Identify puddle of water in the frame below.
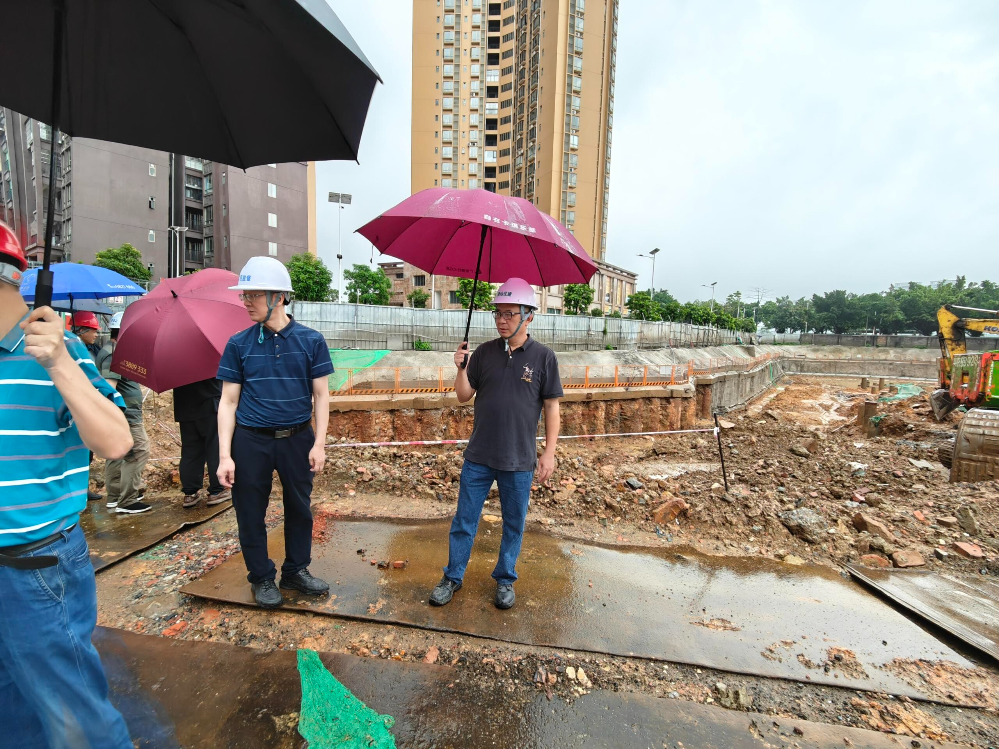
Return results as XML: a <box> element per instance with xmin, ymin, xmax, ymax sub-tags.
<box><xmin>98</xmin><ymin>627</ymin><xmax>960</xmax><ymax>749</ymax></box>
<box><xmin>183</xmin><ymin>519</ymin><xmax>977</xmax><ymax>704</ymax></box>
<box><xmin>80</xmin><ymin>498</ymin><xmax>232</xmax><ymax>572</ymax></box>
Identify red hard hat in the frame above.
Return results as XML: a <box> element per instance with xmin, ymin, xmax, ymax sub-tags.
<box><xmin>0</xmin><ymin>221</ymin><xmax>28</xmax><ymax>273</ymax></box>
<box><xmin>69</xmin><ymin>311</ymin><xmax>100</xmax><ymax>330</ymax></box>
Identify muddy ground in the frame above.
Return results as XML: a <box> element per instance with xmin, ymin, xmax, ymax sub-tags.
<box><xmin>93</xmin><ymin>377</ymin><xmax>999</xmax><ymax>747</ymax></box>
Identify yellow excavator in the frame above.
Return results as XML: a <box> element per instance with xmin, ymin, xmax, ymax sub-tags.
<box><xmin>931</xmin><ymin>305</ymin><xmax>999</xmax><ymax>481</ymax></box>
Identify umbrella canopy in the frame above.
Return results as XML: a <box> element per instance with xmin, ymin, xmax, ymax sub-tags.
<box><xmin>356</xmin><ymin>188</ymin><xmax>598</xmax><ymax>288</ymax></box>
<box><xmin>2</xmin><ymin>0</ymin><xmax>380</xmax><ymax>308</ymax></box>
<box><xmin>109</xmin><ymin>269</ymin><xmax>250</xmax><ymax>393</ymax></box>
<box><xmin>20</xmin><ymin>263</ymin><xmax>147</xmax><ymax>301</ymax></box>
<box><xmin>51</xmin><ymin>298</ymin><xmax>114</xmax><ymax>315</ymax></box>
<box><xmin>2</xmin><ymin>0</ymin><xmax>381</xmax><ymax>168</ymax></box>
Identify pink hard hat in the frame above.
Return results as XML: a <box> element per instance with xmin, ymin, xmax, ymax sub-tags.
<box><xmin>491</xmin><ymin>277</ymin><xmax>537</xmax><ymax>309</ymax></box>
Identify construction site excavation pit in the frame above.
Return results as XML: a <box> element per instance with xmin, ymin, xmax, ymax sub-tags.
<box><xmin>91</xmin><ymin>376</ymin><xmax>999</xmax><ymax>747</ymax></box>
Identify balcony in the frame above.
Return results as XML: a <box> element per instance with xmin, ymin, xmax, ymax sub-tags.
<box><xmin>185</xmin><ymin>242</ymin><xmax>204</xmax><ymax>264</ymax></box>
<box><xmin>185</xmin><ymin>156</ymin><xmax>203</xmax><ymax>171</ymax></box>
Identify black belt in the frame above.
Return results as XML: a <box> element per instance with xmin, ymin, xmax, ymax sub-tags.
<box><xmin>0</xmin><ymin>524</ymin><xmax>76</xmax><ymax>570</ymax></box>
<box><xmin>237</xmin><ymin>421</ymin><xmax>312</xmax><ymax>439</ymax></box>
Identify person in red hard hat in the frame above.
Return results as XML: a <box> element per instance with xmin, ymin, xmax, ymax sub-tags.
<box><xmin>69</xmin><ymin>310</ymin><xmax>106</xmax><ymax>502</ymax></box>
<box><xmin>0</xmin><ymin>221</ymin><xmax>134</xmax><ymax>748</ymax></box>
<box><xmin>430</xmin><ymin>277</ymin><xmax>563</xmax><ymax>611</ymax></box>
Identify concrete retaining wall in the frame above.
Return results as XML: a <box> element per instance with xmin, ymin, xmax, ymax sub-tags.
<box><xmin>781</xmin><ymin>357</ymin><xmax>937</xmax><ymax>380</ymax></box>
<box><xmin>323</xmin><ymin>346</ymin><xmax>938</xmax><ymax>443</ymax></box>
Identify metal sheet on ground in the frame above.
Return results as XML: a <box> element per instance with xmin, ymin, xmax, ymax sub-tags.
<box><xmin>847</xmin><ymin>565</ymin><xmax>999</xmax><ymax>662</ymax></box>
<box><xmin>81</xmin><ymin>499</ymin><xmax>232</xmax><ymax>572</ymax></box>
<box><xmin>94</xmin><ymin>627</ymin><xmax>966</xmax><ymax>749</ymax></box>
<box><xmin>181</xmin><ymin>519</ymin><xmax>975</xmax><ymax>703</ymax></box>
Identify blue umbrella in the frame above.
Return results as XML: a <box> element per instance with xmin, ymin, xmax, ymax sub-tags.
<box><xmin>20</xmin><ymin>263</ymin><xmax>146</xmax><ymax>301</ymax></box>
<box><xmin>50</xmin><ymin>298</ymin><xmax>115</xmax><ymax>315</ymax></box>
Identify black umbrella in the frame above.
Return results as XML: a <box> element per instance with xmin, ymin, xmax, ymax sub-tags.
<box><xmin>1</xmin><ymin>0</ymin><xmax>381</xmax><ymax>307</ymax></box>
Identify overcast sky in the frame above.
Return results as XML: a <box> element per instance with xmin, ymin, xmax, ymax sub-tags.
<box><xmin>318</xmin><ymin>0</ymin><xmax>999</xmax><ymax>304</ymax></box>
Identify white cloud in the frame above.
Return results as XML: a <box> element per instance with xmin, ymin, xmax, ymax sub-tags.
<box><xmin>320</xmin><ymin>1</ymin><xmax>999</xmax><ymax>304</ymax></box>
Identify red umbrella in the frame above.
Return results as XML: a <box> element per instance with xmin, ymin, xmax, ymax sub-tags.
<box><xmin>357</xmin><ymin>188</ymin><xmax>598</xmax><ymax>362</ymax></box>
<box><xmin>110</xmin><ymin>269</ymin><xmax>250</xmax><ymax>392</ymax></box>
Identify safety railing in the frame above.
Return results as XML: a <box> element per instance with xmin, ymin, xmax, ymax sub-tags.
<box><xmin>331</xmin><ymin>353</ymin><xmax>786</xmax><ymax>396</ymax></box>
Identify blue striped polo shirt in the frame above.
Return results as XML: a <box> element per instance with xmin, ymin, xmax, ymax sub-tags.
<box><xmin>217</xmin><ymin>317</ymin><xmax>333</xmax><ymax>428</ymax></box>
<box><xmin>0</xmin><ymin>314</ymin><xmax>126</xmax><ymax>547</ymax></box>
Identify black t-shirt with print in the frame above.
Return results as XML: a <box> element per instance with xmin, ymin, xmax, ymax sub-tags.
<box><xmin>463</xmin><ymin>336</ymin><xmax>563</xmax><ymax>472</ymax></box>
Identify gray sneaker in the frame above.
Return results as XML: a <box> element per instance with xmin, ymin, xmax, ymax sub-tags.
<box><xmin>429</xmin><ymin>576</ymin><xmax>462</xmax><ymax>606</ymax></box>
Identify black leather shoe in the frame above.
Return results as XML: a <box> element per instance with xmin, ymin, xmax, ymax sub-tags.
<box><xmin>252</xmin><ymin>580</ymin><xmax>283</xmax><ymax>608</ymax></box>
<box><xmin>429</xmin><ymin>576</ymin><xmax>462</xmax><ymax>606</ymax></box>
<box><xmin>87</xmin><ymin>491</ymin><xmax>103</xmax><ymax>501</ymax></box>
<box><xmin>495</xmin><ymin>583</ymin><xmax>515</xmax><ymax>610</ymax></box>
<box><xmin>279</xmin><ymin>568</ymin><xmax>330</xmax><ymax>596</ymax></box>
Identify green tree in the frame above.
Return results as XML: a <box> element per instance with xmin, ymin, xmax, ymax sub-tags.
<box><xmin>286</xmin><ymin>253</ymin><xmax>334</xmax><ymax>302</ymax></box>
<box><xmin>407</xmin><ymin>288</ymin><xmax>430</xmax><ymax>308</ymax></box>
<box><xmin>93</xmin><ymin>243</ymin><xmax>151</xmax><ymax>283</ymax></box>
<box><xmin>456</xmin><ymin>278</ymin><xmax>497</xmax><ymax>309</ymax></box>
<box><xmin>589</xmin><ymin>306</ymin><xmax>604</xmax><ymax>316</ymax></box>
<box><xmin>344</xmin><ymin>264</ymin><xmax>392</xmax><ymax>305</ymax></box>
<box><xmin>625</xmin><ymin>291</ymin><xmax>661</xmax><ymax>320</ymax></box>
<box><xmin>563</xmin><ymin>283</ymin><xmax>594</xmax><ymax>315</ymax></box>
<box><xmin>608</xmin><ymin>310</ymin><xmax>622</xmax><ymax>318</ymax></box>
<box><xmin>811</xmin><ymin>290</ymin><xmax>861</xmax><ymax>334</ymax></box>
<box><xmin>679</xmin><ymin>302</ymin><xmax>712</xmax><ymax>325</ymax></box>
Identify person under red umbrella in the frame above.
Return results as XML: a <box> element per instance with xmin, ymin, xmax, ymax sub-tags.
<box><xmin>430</xmin><ymin>279</ymin><xmax>563</xmax><ymax>611</ymax></box>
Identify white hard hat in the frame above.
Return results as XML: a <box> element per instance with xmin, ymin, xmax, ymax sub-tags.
<box><xmin>492</xmin><ymin>277</ymin><xmax>538</xmax><ymax>309</ymax></box>
<box><xmin>109</xmin><ymin>311</ymin><xmax>125</xmax><ymax>329</ymax></box>
<box><xmin>230</xmin><ymin>256</ymin><xmax>293</xmax><ymax>292</ymax></box>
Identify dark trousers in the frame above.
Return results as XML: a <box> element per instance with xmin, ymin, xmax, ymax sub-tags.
<box><xmin>179</xmin><ymin>416</ymin><xmax>223</xmax><ymax>495</ymax></box>
<box><xmin>231</xmin><ymin>425</ymin><xmax>316</xmax><ymax>584</ymax></box>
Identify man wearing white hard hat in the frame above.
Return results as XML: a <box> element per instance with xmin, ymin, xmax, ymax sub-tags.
<box><xmin>430</xmin><ymin>277</ymin><xmax>563</xmax><ymax>611</ymax></box>
<box><xmin>96</xmin><ymin>311</ymin><xmax>152</xmax><ymax>514</ymax></box>
<box><xmin>216</xmin><ymin>256</ymin><xmax>333</xmax><ymax>609</ymax></box>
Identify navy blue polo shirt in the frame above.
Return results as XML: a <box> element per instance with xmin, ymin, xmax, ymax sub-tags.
<box><xmin>217</xmin><ymin>317</ymin><xmax>333</xmax><ymax>428</ymax></box>
<box><xmin>464</xmin><ymin>336</ymin><xmax>563</xmax><ymax>472</ymax></box>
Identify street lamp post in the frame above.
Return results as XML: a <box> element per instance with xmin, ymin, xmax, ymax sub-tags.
<box><xmin>636</xmin><ymin>247</ymin><xmax>660</xmax><ymax>295</ymax></box>
<box><xmin>328</xmin><ymin>191</ymin><xmax>352</xmax><ymax>302</ymax></box>
<box><xmin>336</xmin><ymin>253</ymin><xmax>343</xmax><ymax>303</ymax></box>
<box><xmin>701</xmin><ymin>281</ymin><xmax>717</xmax><ymax>313</ymax></box>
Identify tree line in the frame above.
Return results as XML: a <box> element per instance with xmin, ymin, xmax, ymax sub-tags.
<box><xmin>95</xmin><ymin>248</ymin><xmax>993</xmax><ymax>337</ymax></box>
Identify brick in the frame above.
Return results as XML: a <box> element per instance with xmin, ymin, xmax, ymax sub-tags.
<box><xmin>912</xmin><ymin>510</ymin><xmax>929</xmax><ymax>524</ymax></box>
<box><xmin>937</xmin><ymin>517</ymin><xmax>958</xmax><ymax>528</ymax></box>
<box><xmin>392</xmin><ymin>560</ymin><xmax>408</xmax><ymax>569</ymax></box>
<box><xmin>859</xmin><ymin>554</ymin><xmax>891</xmax><ymax>569</ymax></box>
<box><xmin>953</xmin><ymin>542</ymin><xmax>984</xmax><ymax>559</ymax></box>
<box><xmin>890</xmin><ymin>550</ymin><xmax>925</xmax><ymax>568</ymax></box>
<box><xmin>652</xmin><ymin>498</ymin><xmax>689</xmax><ymax>525</ymax></box>
<box><xmin>852</xmin><ymin>513</ymin><xmax>896</xmax><ymax>542</ymax></box>
<box><xmin>162</xmin><ymin>620</ymin><xmax>188</xmax><ymax>637</ymax></box>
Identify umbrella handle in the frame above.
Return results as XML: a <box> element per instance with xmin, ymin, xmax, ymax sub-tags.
<box><xmin>459</xmin><ymin>225</ymin><xmax>488</xmax><ymax>370</ymax></box>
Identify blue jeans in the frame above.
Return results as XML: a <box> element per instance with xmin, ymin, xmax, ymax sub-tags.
<box><xmin>0</xmin><ymin>524</ymin><xmax>132</xmax><ymax>749</ymax></box>
<box><xmin>443</xmin><ymin>460</ymin><xmax>534</xmax><ymax>586</ymax></box>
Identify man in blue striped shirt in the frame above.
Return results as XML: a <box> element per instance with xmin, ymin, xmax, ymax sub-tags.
<box><xmin>0</xmin><ymin>223</ymin><xmax>134</xmax><ymax>748</ymax></box>
<box><xmin>217</xmin><ymin>257</ymin><xmax>333</xmax><ymax>609</ymax></box>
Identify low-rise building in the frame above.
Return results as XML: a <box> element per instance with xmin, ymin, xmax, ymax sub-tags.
<box><xmin>377</xmin><ymin>254</ymin><xmax>635</xmax><ymax>317</ymax></box>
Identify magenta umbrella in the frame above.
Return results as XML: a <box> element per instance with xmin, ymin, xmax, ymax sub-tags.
<box><xmin>110</xmin><ymin>269</ymin><xmax>250</xmax><ymax>393</ymax></box>
<box><xmin>357</xmin><ymin>188</ymin><xmax>598</xmax><ymax>363</ymax></box>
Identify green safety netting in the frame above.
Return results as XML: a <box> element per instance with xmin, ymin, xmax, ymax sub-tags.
<box><xmin>328</xmin><ymin>349</ymin><xmax>391</xmax><ymax>391</ymax></box>
<box><xmin>878</xmin><ymin>383</ymin><xmax>923</xmax><ymax>402</ymax></box>
<box><xmin>297</xmin><ymin>649</ymin><xmax>397</xmax><ymax>749</ymax></box>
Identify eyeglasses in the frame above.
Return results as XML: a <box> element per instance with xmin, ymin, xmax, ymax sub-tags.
<box><xmin>492</xmin><ymin>310</ymin><xmax>522</xmax><ymax>321</ymax></box>
<box><xmin>239</xmin><ymin>292</ymin><xmax>267</xmax><ymax>302</ymax></box>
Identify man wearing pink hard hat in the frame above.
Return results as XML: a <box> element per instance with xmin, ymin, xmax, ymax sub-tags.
<box><xmin>430</xmin><ymin>278</ymin><xmax>563</xmax><ymax>610</ymax></box>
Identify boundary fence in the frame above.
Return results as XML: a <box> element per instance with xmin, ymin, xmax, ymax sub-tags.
<box><xmin>333</xmin><ymin>353</ymin><xmax>786</xmax><ymax>396</ymax></box>
<box><xmin>293</xmin><ymin>302</ymin><xmax>741</xmax><ymax>352</ymax></box>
